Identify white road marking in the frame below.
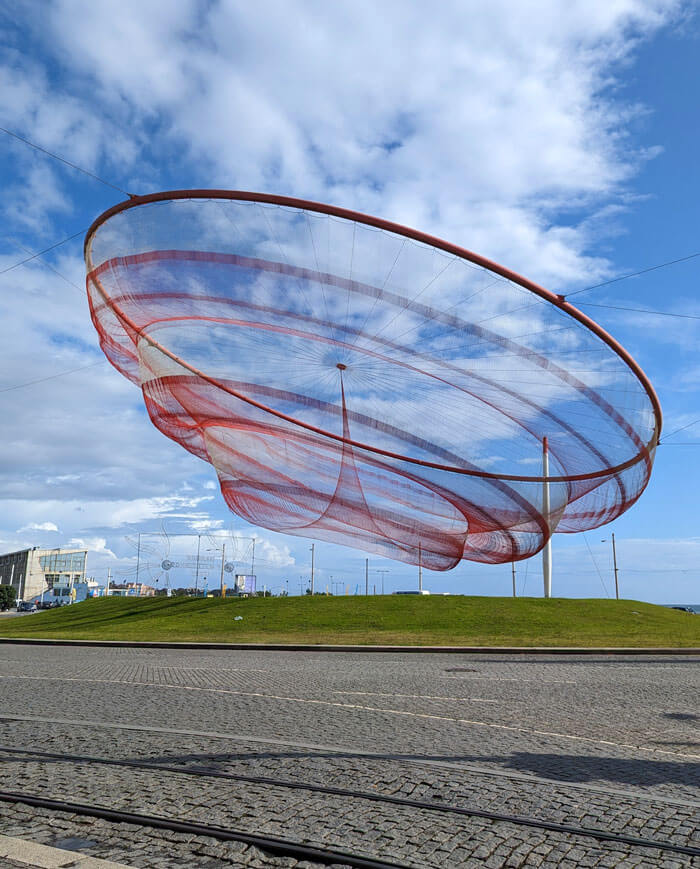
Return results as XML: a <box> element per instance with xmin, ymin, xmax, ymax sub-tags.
<box><xmin>1</xmin><ymin>673</ymin><xmax>698</xmax><ymax>760</ymax></box>
<box><xmin>440</xmin><ymin>676</ymin><xmax>577</xmax><ymax>684</ymax></box>
<box><xmin>335</xmin><ymin>690</ymin><xmax>497</xmax><ymax>703</ymax></box>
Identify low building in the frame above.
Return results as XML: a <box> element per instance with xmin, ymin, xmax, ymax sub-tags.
<box><xmin>0</xmin><ymin>547</ymin><xmax>87</xmax><ymax>603</ymax></box>
<box><xmin>108</xmin><ymin>582</ymin><xmax>156</xmax><ymax>597</ymax></box>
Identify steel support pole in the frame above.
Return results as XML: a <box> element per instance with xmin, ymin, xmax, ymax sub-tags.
<box><xmin>136</xmin><ymin>533</ymin><xmax>140</xmax><ymax>584</ymax></box>
<box><xmin>511</xmin><ymin>562</ymin><xmax>516</xmax><ymax>598</ymax></box>
<box><xmin>219</xmin><ymin>543</ymin><xmax>226</xmax><ymax>597</ymax></box>
<box><xmin>365</xmin><ymin>559</ymin><xmax>369</xmax><ymax>596</ymax></box>
<box><xmin>612</xmin><ymin>532</ymin><xmax>619</xmax><ymax>600</ymax></box>
<box><xmin>194</xmin><ymin>534</ymin><xmax>201</xmax><ymax>594</ymax></box>
<box><xmin>542</xmin><ymin>437</ymin><xmax>552</xmax><ymax>599</ymax></box>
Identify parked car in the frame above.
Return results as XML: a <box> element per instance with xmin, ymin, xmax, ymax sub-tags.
<box><xmin>17</xmin><ymin>601</ymin><xmax>37</xmax><ymax>612</ymax></box>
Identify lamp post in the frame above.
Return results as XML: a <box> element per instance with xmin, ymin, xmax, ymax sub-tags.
<box><xmin>310</xmin><ymin>544</ymin><xmax>315</xmax><ymax>595</ymax></box>
<box><xmin>206</xmin><ymin>544</ymin><xmax>226</xmax><ymax>597</ymax></box>
<box><xmin>194</xmin><ymin>534</ymin><xmax>201</xmax><ymax>595</ymax></box>
<box><xmin>374</xmin><ymin>569</ymin><xmax>389</xmax><ymax>595</ymax></box>
<box><xmin>601</xmin><ymin>534</ymin><xmax>619</xmax><ymax>600</ymax></box>
<box><xmin>219</xmin><ymin>542</ymin><xmax>226</xmax><ymax>597</ymax></box>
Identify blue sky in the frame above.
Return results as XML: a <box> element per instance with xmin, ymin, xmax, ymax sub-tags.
<box><xmin>1</xmin><ymin>0</ymin><xmax>699</xmax><ymax>602</ymax></box>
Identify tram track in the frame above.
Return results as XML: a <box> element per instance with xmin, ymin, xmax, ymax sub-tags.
<box><xmin>0</xmin><ymin>789</ymin><xmax>410</xmax><ymax>869</ymax></box>
<box><xmin>2</xmin><ymin>744</ymin><xmax>699</xmax><ymax>859</ymax></box>
<box><xmin>2</xmin><ymin>651</ymin><xmax>698</xmax><ymax>867</ymax></box>
<box><xmin>1</xmin><ymin>712</ymin><xmax>697</xmax><ymax>810</ymax></box>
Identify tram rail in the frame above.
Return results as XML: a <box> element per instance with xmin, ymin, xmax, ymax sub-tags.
<box><xmin>1</xmin><ymin>745</ymin><xmax>698</xmax><ymax>860</ymax></box>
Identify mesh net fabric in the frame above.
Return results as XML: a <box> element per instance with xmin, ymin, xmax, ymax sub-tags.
<box><xmin>85</xmin><ymin>195</ymin><xmax>659</xmax><ymax>570</ymax></box>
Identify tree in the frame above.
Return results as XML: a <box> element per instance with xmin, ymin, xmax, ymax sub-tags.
<box><xmin>0</xmin><ymin>585</ymin><xmax>17</xmax><ymax>611</ymax></box>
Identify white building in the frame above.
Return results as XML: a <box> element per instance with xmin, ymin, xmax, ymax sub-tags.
<box><xmin>0</xmin><ymin>547</ymin><xmax>88</xmax><ymax>603</ymax></box>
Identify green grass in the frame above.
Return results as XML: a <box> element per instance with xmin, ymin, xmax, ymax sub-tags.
<box><xmin>1</xmin><ymin>595</ymin><xmax>698</xmax><ymax>646</ymax></box>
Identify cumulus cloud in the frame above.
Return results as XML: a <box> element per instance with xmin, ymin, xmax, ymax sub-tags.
<box><xmin>67</xmin><ymin>536</ymin><xmax>117</xmax><ymax>558</ymax></box>
<box><xmin>251</xmin><ymin>535</ymin><xmax>295</xmax><ymax>569</ymax></box>
<box><xmin>0</xmin><ymin>0</ymin><xmax>686</xmax><ymax>587</ymax></box>
<box><xmin>189</xmin><ymin>519</ymin><xmax>224</xmax><ymax>531</ymax></box>
<box><xmin>17</xmin><ymin>521</ymin><xmax>59</xmax><ymax>533</ymax></box>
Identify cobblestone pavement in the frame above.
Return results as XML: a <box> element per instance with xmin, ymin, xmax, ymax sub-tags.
<box><xmin>0</xmin><ymin>645</ymin><xmax>697</xmax><ymax>867</ymax></box>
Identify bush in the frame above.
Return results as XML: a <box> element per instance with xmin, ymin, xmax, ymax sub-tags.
<box><xmin>0</xmin><ymin>585</ymin><xmax>17</xmax><ymax>611</ymax></box>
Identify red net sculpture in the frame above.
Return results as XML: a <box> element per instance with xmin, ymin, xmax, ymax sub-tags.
<box><xmin>85</xmin><ymin>192</ymin><xmax>661</xmax><ymax>570</ymax></box>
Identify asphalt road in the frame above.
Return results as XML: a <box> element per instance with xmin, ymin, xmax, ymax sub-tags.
<box><xmin>0</xmin><ymin>644</ymin><xmax>698</xmax><ymax>867</ymax></box>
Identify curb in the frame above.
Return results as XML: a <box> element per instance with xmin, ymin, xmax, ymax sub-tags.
<box><xmin>0</xmin><ymin>833</ymin><xmax>133</xmax><ymax>868</ymax></box>
<box><xmin>0</xmin><ymin>637</ymin><xmax>698</xmax><ymax>654</ymax></box>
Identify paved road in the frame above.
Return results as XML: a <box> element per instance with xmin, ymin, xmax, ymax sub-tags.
<box><xmin>0</xmin><ymin>645</ymin><xmax>698</xmax><ymax>867</ymax></box>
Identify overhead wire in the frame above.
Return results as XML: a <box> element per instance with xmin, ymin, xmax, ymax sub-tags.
<box><xmin>0</xmin><ymin>125</ymin><xmax>134</xmax><ymax>198</ymax></box>
<box><xmin>0</xmin><ymin>125</ymin><xmax>131</xmax><ymax>378</ymax></box>
<box><xmin>0</xmin><ymin>230</ymin><xmax>86</xmax><ymax>276</ymax></box>
<box><xmin>660</xmin><ymin>442</ymin><xmax>700</xmax><ymax>446</ymax></box>
<box><xmin>564</xmin><ymin>250</ymin><xmax>700</xmax><ymax>298</ymax></box>
<box><xmin>659</xmin><ymin>417</ymin><xmax>700</xmax><ymax>444</ymax></box>
<box><xmin>0</xmin><ymin>240</ymin><xmax>105</xmax><ymax>395</ymax></box>
<box><xmin>0</xmin><ymin>360</ymin><xmax>106</xmax><ymax>394</ymax></box>
<box><xmin>582</xmin><ymin>531</ymin><xmax>610</xmax><ymax>598</ymax></box>
<box><xmin>5</xmin><ymin>128</ymin><xmax>700</xmax><ymax>455</ymax></box>
<box><xmin>577</xmin><ymin>302</ymin><xmax>700</xmax><ymax>321</ymax></box>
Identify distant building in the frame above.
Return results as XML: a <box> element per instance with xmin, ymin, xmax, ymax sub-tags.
<box><xmin>0</xmin><ymin>547</ymin><xmax>87</xmax><ymax>603</ymax></box>
<box><xmin>108</xmin><ymin>582</ymin><xmax>156</xmax><ymax>597</ymax></box>
<box><xmin>46</xmin><ymin>576</ymin><xmax>103</xmax><ymax>604</ymax></box>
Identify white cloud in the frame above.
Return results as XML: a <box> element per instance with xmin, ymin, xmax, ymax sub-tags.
<box><xmin>189</xmin><ymin>519</ymin><xmax>224</xmax><ymax>531</ymax></box>
<box><xmin>67</xmin><ymin>536</ymin><xmax>117</xmax><ymax>559</ymax></box>
<box><xmin>0</xmin><ymin>0</ymin><xmax>686</xmax><ymax>592</ymax></box>
<box><xmin>17</xmin><ymin>521</ymin><xmax>59</xmax><ymax>533</ymax></box>
<box><xmin>251</xmin><ymin>536</ymin><xmax>295</xmax><ymax>569</ymax></box>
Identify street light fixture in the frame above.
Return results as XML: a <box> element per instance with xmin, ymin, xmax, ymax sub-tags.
<box><xmin>373</xmin><ymin>569</ymin><xmax>390</xmax><ymax>595</ymax></box>
<box><xmin>601</xmin><ymin>533</ymin><xmax>619</xmax><ymax>600</ymax></box>
<box><xmin>206</xmin><ymin>544</ymin><xmax>226</xmax><ymax>597</ymax></box>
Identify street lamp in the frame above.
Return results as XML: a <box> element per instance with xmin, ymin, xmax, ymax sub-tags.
<box><xmin>373</xmin><ymin>569</ymin><xmax>390</xmax><ymax>595</ymax></box>
<box><xmin>601</xmin><ymin>533</ymin><xmax>619</xmax><ymax>600</ymax></box>
<box><xmin>206</xmin><ymin>544</ymin><xmax>226</xmax><ymax>597</ymax></box>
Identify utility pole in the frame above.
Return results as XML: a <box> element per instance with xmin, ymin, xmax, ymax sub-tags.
<box><xmin>251</xmin><ymin>538</ymin><xmax>255</xmax><ymax>576</ymax></box>
<box><xmin>375</xmin><ymin>569</ymin><xmax>389</xmax><ymax>595</ymax></box>
<box><xmin>418</xmin><ymin>543</ymin><xmax>423</xmax><ymax>592</ymax></box>
<box><xmin>511</xmin><ymin>561</ymin><xmax>516</xmax><ymax>598</ymax></box>
<box><xmin>219</xmin><ymin>542</ymin><xmax>226</xmax><ymax>597</ymax></box>
<box><xmin>310</xmin><ymin>544</ymin><xmax>315</xmax><ymax>595</ymax></box>
<box><xmin>194</xmin><ymin>534</ymin><xmax>201</xmax><ymax>594</ymax></box>
<box><xmin>365</xmin><ymin>558</ymin><xmax>369</xmax><ymax>596</ymax></box>
<box><xmin>542</xmin><ymin>436</ymin><xmax>552</xmax><ymax>599</ymax></box>
<box><xmin>136</xmin><ymin>533</ymin><xmax>141</xmax><ymax>584</ymax></box>
<box><xmin>612</xmin><ymin>533</ymin><xmax>619</xmax><ymax>600</ymax></box>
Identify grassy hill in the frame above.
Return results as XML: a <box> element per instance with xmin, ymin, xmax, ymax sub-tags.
<box><xmin>1</xmin><ymin>595</ymin><xmax>698</xmax><ymax>647</ymax></box>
